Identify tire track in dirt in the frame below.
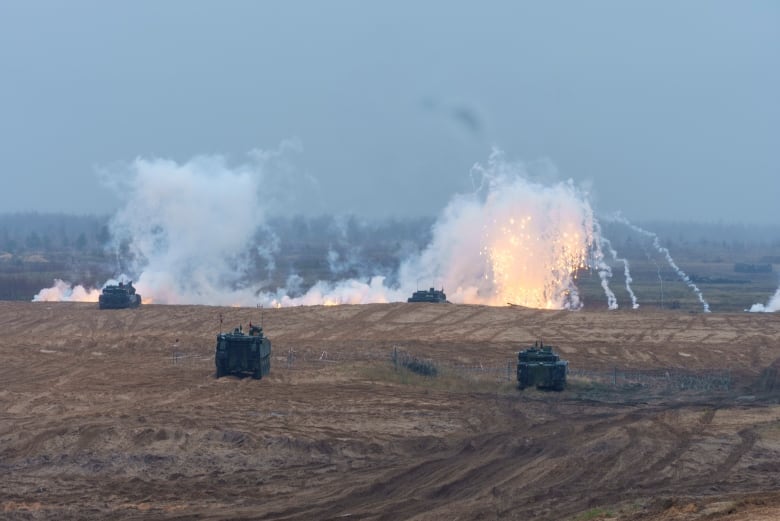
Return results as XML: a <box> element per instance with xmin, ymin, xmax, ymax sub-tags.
<box><xmin>258</xmin><ymin>431</ymin><xmax>520</xmax><ymax>521</ymax></box>
<box><xmin>429</xmin><ymin>307</ymin><xmax>489</xmax><ymax>326</ymax></box>
<box><xmin>712</xmin><ymin>427</ymin><xmax>758</xmax><ymax>479</ymax></box>
<box><xmin>724</xmin><ymin>315</ymin><xmax>747</xmax><ymax>337</ymax></box>
<box><xmin>4</xmin><ymin>302</ymin><xmax>780</xmax><ymax>520</ymax></box>
<box><xmin>261</xmin><ymin>404</ymin><xmax>651</xmax><ymax>521</ymax></box>
<box><xmin>631</xmin><ymin>408</ymin><xmax>716</xmax><ymax>482</ymax></box>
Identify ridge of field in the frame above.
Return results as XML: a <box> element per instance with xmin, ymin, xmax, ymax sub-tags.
<box><xmin>2</xmin><ymin>301</ymin><xmax>780</xmax><ymax>520</ymax></box>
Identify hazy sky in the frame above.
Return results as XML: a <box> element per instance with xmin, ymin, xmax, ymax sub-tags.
<box><xmin>1</xmin><ymin>1</ymin><xmax>778</xmax><ymax>223</ymax></box>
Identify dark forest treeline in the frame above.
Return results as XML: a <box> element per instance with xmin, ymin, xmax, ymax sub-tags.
<box><xmin>0</xmin><ymin>212</ymin><xmax>111</xmax><ymax>254</ymax></box>
<box><xmin>1</xmin><ymin>212</ymin><xmax>778</xmax><ymax>304</ymax></box>
<box><xmin>0</xmin><ymin>213</ymin><xmax>438</xmax><ymax>300</ymax></box>
<box><xmin>0</xmin><ymin>213</ymin><xmax>436</xmax><ymax>255</ymax></box>
<box><xmin>2</xmin><ymin>212</ymin><xmax>779</xmax><ymax>256</ymax></box>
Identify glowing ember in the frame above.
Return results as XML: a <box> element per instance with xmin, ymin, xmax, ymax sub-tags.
<box><xmin>482</xmin><ymin>215</ymin><xmax>591</xmax><ymax>308</ymax></box>
<box><xmin>32</xmin><ymin>149</ymin><xmax>612</xmax><ymax>311</ymax></box>
<box><xmin>467</xmin><ymin>172</ymin><xmax>595</xmax><ymax>309</ymax></box>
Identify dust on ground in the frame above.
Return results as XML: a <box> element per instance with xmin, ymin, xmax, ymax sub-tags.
<box><xmin>1</xmin><ymin>301</ymin><xmax>780</xmax><ymax>520</ymax></box>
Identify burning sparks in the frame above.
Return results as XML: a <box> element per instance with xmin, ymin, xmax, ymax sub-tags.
<box><xmin>423</xmin><ymin>152</ymin><xmax>601</xmax><ymax>310</ymax></box>
<box><xmin>32</xmin><ymin>148</ymin><xmax>635</xmax><ymax>311</ymax></box>
<box><xmin>481</xmin><ymin>216</ymin><xmax>590</xmax><ymax>308</ymax></box>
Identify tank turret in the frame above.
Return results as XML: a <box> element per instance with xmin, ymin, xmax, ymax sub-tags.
<box><xmin>98</xmin><ymin>281</ymin><xmax>141</xmax><ymax>309</ymax></box>
<box><xmin>517</xmin><ymin>341</ymin><xmax>568</xmax><ymax>391</ymax></box>
<box><xmin>407</xmin><ymin>287</ymin><xmax>449</xmax><ymax>303</ymax></box>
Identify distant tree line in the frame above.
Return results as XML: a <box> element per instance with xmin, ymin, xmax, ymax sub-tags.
<box><xmin>600</xmin><ymin>220</ymin><xmax>780</xmax><ymax>261</ymax></box>
<box><xmin>0</xmin><ymin>212</ymin><xmax>110</xmax><ymax>254</ymax></box>
<box><xmin>1</xmin><ymin>212</ymin><xmax>778</xmax><ymax>301</ymax></box>
<box><xmin>0</xmin><ymin>212</ymin><xmax>434</xmax><ymax>255</ymax></box>
<box><xmin>1</xmin><ymin>212</ymin><xmax>778</xmax><ymax>261</ymax></box>
<box><xmin>734</xmin><ymin>263</ymin><xmax>773</xmax><ymax>274</ymax></box>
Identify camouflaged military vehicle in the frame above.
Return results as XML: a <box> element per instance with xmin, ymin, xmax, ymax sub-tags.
<box><xmin>407</xmin><ymin>287</ymin><xmax>449</xmax><ymax>303</ymax></box>
<box><xmin>517</xmin><ymin>341</ymin><xmax>567</xmax><ymax>391</ymax></box>
<box><xmin>98</xmin><ymin>281</ymin><xmax>141</xmax><ymax>309</ymax></box>
<box><xmin>215</xmin><ymin>324</ymin><xmax>271</xmax><ymax>379</ymax></box>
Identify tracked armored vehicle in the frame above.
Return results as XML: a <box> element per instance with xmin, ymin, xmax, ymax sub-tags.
<box><xmin>98</xmin><ymin>281</ymin><xmax>141</xmax><ymax>309</ymax></box>
<box><xmin>407</xmin><ymin>287</ymin><xmax>449</xmax><ymax>303</ymax></box>
<box><xmin>517</xmin><ymin>341</ymin><xmax>567</xmax><ymax>391</ymax></box>
<box><xmin>215</xmin><ymin>324</ymin><xmax>271</xmax><ymax>379</ymax></box>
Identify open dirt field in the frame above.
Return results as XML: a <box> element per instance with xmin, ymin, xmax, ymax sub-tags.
<box><xmin>2</xmin><ymin>301</ymin><xmax>780</xmax><ymax>520</ymax></box>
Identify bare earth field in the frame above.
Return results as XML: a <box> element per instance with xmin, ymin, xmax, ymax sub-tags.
<box><xmin>2</xmin><ymin>301</ymin><xmax>780</xmax><ymax>520</ymax></box>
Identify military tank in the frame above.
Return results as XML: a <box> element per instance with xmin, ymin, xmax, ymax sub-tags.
<box><xmin>407</xmin><ymin>287</ymin><xmax>449</xmax><ymax>303</ymax></box>
<box><xmin>215</xmin><ymin>323</ymin><xmax>271</xmax><ymax>379</ymax></box>
<box><xmin>98</xmin><ymin>281</ymin><xmax>141</xmax><ymax>309</ymax></box>
<box><xmin>517</xmin><ymin>341</ymin><xmax>568</xmax><ymax>391</ymax></box>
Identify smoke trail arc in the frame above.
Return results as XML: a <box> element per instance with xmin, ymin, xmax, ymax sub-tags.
<box><xmin>607</xmin><ymin>214</ymin><xmax>710</xmax><ymax>313</ymax></box>
<box><xmin>591</xmin><ymin>221</ymin><xmax>618</xmax><ymax>310</ymax></box>
<box><xmin>600</xmin><ymin>236</ymin><xmax>639</xmax><ymax>309</ymax></box>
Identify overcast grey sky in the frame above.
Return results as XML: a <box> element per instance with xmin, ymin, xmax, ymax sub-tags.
<box><xmin>1</xmin><ymin>1</ymin><xmax>778</xmax><ymax>223</ymax></box>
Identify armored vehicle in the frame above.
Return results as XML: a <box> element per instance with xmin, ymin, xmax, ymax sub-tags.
<box><xmin>407</xmin><ymin>287</ymin><xmax>449</xmax><ymax>303</ymax></box>
<box><xmin>215</xmin><ymin>324</ymin><xmax>271</xmax><ymax>379</ymax></box>
<box><xmin>98</xmin><ymin>281</ymin><xmax>141</xmax><ymax>309</ymax></box>
<box><xmin>517</xmin><ymin>341</ymin><xmax>567</xmax><ymax>391</ymax></box>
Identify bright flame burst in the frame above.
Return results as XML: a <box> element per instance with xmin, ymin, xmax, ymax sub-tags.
<box><xmin>402</xmin><ymin>152</ymin><xmax>598</xmax><ymax>309</ymax></box>
<box><xmin>481</xmin><ymin>215</ymin><xmax>590</xmax><ymax>308</ymax></box>
<box><xmin>33</xmin><ymin>149</ymin><xmax>607</xmax><ymax>310</ymax></box>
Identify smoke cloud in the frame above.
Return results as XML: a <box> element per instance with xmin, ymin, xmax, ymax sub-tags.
<box><xmin>33</xmin><ymin>279</ymin><xmax>102</xmax><ymax>302</ymax></box>
<box><xmin>592</xmin><ymin>221</ymin><xmax>618</xmax><ymax>310</ymax></box>
<box><xmin>607</xmin><ymin>214</ymin><xmax>710</xmax><ymax>313</ymax></box>
<box><xmin>407</xmin><ymin>151</ymin><xmax>596</xmax><ymax>308</ymax></box>
<box><xmin>600</xmin><ymin>236</ymin><xmax>639</xmax><ymax>309</ymax></box>
<box><xmin>35</xmin><ymin>148</ymin><xmax>612</xmax><ymax>310</ymax></box>
<box><xmin>34</xmin><ymin>149</ymin><xmax>279</xmax><ymax>305</ymax></box>
<box><xmin>749</xmin><ymin>287</ymin><xmax>780</xmax><ymax>312</ymax></box>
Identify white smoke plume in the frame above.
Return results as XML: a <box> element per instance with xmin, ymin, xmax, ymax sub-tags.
<box><xmin>34</xmin><ymin>149</ymin><xmax>282</xmax><ymax>305</ymax></box>
<box><xmin>608</xmin><ymin>214</ymin><xmax>710</xmax><ymax>313</ymax></box>
<box><xmin>326</xmin><ymin>215</ymin><xmax>368</xmax><ymax>277</ymax></box>
<box><xmin>35</xmin><ymin>148</ymin><xmax>611</xmax><ymax>310</ymax></box>
<box><xmin>391</xmin><ymin>151</ymin><xmax>596</xmax><ymax>308</ymax></box>
<box><xmin>591</xmin><ymin>221</ymin><xmax>618</xmax><ymax>310</ymax></box>
<box><xmin>749</xmin><ymin>287</ymin><xmax>780</xmax><ymax>312</ymax></box>
<box><xmin>33</xmin><ymin>279</ymin><xmax>102</xmax><ymax>302</ymax></box>
<box><xmin>600</xmin><ymin>236</ymin><xmax>639</xmax><ymax>309</ymax></box>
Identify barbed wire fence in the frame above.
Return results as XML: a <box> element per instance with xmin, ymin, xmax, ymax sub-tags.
<box><xmin>169</xmin><ymin>343</ymin><xmax>731</xmax><ymax>391</ymax></box>
<box><xmin>568</xmin><ymin>367</ymin><xmax>731</xmax><ymax>391</ymax></box>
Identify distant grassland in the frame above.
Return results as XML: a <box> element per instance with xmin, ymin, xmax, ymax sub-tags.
<box><xmin>576</xmin><ymin>258</ymin><xmax>778</xmax><ymax>312</ymax></box>
<box><xmin>2</xmin><ymin>247</ymin><xmax>777</xmax><ymax>312</ymax></box>
<box><xmin>1</xmin><ymin>214</ymin><xmax>778</xmax><ymax>311</ymax></box>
